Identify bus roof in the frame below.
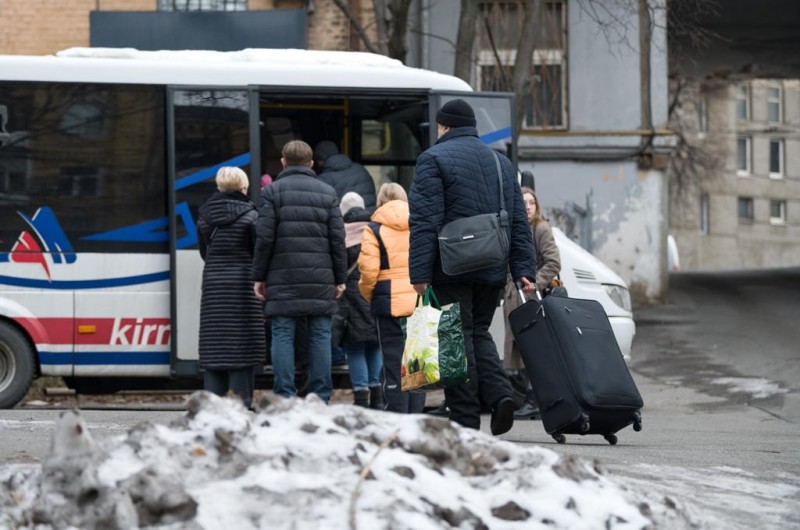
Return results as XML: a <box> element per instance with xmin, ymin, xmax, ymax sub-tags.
<box><xmin>0</xmin><ymin>48</ymin><xmax>474</xmax><ymax>91</ymax></box>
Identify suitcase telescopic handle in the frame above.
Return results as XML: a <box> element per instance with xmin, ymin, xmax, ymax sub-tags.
<box><xmin>515</xmin><ymin>281</ymin><xmax>542</xmax><ymax>304</ymax></box>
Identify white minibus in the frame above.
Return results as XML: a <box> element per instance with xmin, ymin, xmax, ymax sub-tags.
<box><xmin>0</xmin><ymin>48</ymin><xmax>632</xmax><ymax>408</ymax></box>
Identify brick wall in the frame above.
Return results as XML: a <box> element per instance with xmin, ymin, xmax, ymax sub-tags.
<box><xmin>0</xmin><ymin>0</ymin><xmax>375</xmax><ymax>55</ymax></box>
<box><xmin>0</xmin><ymin>0</ymin><xmax>96</xmax><ymax>55</ymax></box>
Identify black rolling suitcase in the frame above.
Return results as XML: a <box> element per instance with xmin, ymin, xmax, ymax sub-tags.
<box><xmin>508</xmin><ymin>286</ymin><xmax>643</xmax><ymax>445</ymax></box>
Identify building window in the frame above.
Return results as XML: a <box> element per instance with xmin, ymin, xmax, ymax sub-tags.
<box><xmin>770</xmin><ymin>200</ymin><xmax>786</xmax><ymax>225</ymax></box>
<box><xmin>697</xmin><ymin>96</ymin><xmax>708</xmax><ymax>136</ymax></box>
<box><xmin>738</xmin><ymin>197</ymin><xmax>754</xmax><ymax>223</ymax></box>
<box><xmin>158</xmin><ymin>0</ymin><xmax>247</xmax><ymax>10</ymax></box>
<box><xmin>700</xmin><ymin>193</ymin><xmax>709</xmax><ymax>235</ymax></box>
<box><xmin>478</xmin><ymin>1</ymin><xmax>567</xmax><ymax>129</ymax></box>
<box><xmin>736</xmin><ymin>83</ymin><xmax>749</xmax><ymax>121</ymax></box>
<box><xmin>736</xmin><ymin>137</ymin><xmax>751</xmax><ymax>176</ymax></box>
<box><xmin>769</xmin><ymin>139</ymin><xmax>784</xmax><ymax>178</ymax></box>
<box><xmin>767</xmin><ymin>83</ymin><xmax>782</xmax><ymax>123</ymax></box>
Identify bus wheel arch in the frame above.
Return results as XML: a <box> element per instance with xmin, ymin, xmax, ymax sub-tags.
<box><xmin>0</xmin><ymin>319</ymin><xmax>38</xmax><ymax>409</ymax></box>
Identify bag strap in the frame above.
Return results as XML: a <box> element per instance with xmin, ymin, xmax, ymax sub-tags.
<box><xmin>414</xmin><ymin>287</ymin><xmax>442</xmax><ymax>309</ymax></box>
<box><xmin>491</xmin><ymin>151</ymin><xmax>509</xmax><ymax>227</ymax></box>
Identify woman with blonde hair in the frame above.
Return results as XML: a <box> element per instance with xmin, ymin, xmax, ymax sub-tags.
<box><xmin>197</xmin><ymin>166</ymin><xmax>265</xmax><ymax>410</ymax></box>
<box><xmin>503</xmin><ymin>187</ymin><xmax>561</xmax><ymax>419</ymax></box>
<box><xmin>358</xmin><ymin>183</ymin><xmax>425</xmax><ymax>413</ymax></box>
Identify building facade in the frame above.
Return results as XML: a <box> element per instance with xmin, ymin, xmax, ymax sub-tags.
<box><xmin>669</xmin><ymin>78</ymin><xmax>800</xmax><ymax>270</ymax></box>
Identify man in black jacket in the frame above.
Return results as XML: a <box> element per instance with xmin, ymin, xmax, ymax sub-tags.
<box><xmin>253</xmin><ymin>140</ymin><xmax>347</xmax><ymax>402</ymax></box>
<box><xmin>314</xmin><ymin>140</ymin><xmax>377</xmax><ymax>209</ymax></box>
<box><xmin>409</xmin><ymin>99</ymin><xmax>536</xmax><ymax>435</ymax></box>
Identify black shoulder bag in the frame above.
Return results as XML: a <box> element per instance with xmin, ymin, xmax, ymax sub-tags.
<box><xmin>437</xmin><ymin>151</ymin><xmax>510</xmax><ymax>276</ymax></box>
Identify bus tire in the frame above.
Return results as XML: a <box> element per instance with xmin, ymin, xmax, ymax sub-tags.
<box><xmin>0</xmin><ymin>321</ymin><xmax>36</xmax><ymax>409</ymax></box>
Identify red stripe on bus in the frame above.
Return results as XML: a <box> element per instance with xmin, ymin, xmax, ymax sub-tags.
<box><xmin>13</xmin><ymin>317</ymin><xmax>73</xmax><ymax>345</ymax></box>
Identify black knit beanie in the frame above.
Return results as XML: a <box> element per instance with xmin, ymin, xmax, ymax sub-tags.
<box><xmin>436</xmin><ymin>99</ymin><xmax>477</xmax><ymax>128</ymax></box>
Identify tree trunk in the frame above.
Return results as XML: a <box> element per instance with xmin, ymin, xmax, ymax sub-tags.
<box><xmin>454</xmin><ymin>0</ymin><xmax>480</xmax><ymax>83</ymax></box>
<box><xmin>373</xmin><ymin>0</ymin><xmax>390</xmax><ymax>56</ymax></box>
<box><xmin>387</xmin><ymin>0</ymin><xmax>412</xmax><ymax>62</ymax></box>
<box><xmin>511</xmin><ymin>0</ymin><xmax>538</xmax><ymax>134</ymax></box>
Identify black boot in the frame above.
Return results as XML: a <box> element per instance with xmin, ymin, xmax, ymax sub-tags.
<box><xmin>490</xmin><ymin>397</ymin><xmax>516</xmax><ymax>436</ymax></box>
<box><xmin>426</xmin><ymin>402</ymin><xmax>449</xmax><ymax>417</ymax></box>
<box><xmin>353</xmin><ymin>389</ymin><xmax>370</xmax><ymax>408</ymax></box>
<box><xmin>369</xmin><ymin>385</ymin><xmax>384</xmax><ymax>410</ymax></box>
<box><xmin>513</xmin><ymin>399</ymin><xmax>541</xmax><ymax>419</ymax></box>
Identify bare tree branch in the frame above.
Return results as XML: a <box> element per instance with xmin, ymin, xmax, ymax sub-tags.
<box><xmin>331</xmin><ymin>0</ymin><xmax>382</xmax><ymax>55</ymax></box>
<box><xmin>511</xmin><ymin>0</ymin><xmax>537</xmax><ymax>135</ymax></box>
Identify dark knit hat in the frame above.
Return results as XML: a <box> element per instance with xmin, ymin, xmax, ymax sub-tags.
<box><xmin>436</xmin><ymin>99</ymin><xmax>477</xmax><ymax>128</ymax></box>
<box><xmin>313</xmin><ymin>140</ymin><xmax>339</xmax><ymax>163</ymax></box>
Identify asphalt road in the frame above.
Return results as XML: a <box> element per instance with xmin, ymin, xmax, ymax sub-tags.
<box><xmin>1</xmin><ymin>269</ymin><xmax>798</xmax><ymax>528</ymax></box>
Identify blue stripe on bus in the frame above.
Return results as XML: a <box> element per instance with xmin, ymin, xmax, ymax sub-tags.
<box><xmin>480</xmin><ymin>127</ymin><xmax>513</xmax><ymax>145</ymax></box>
<box><xmin>175</xmin><ymin>152</ymin><xmax>251</xmax><ymax>190</ymax></box>
<box><xmin>39</xmin><ymin>351</ymin><xmax>170</xmax><ymax>365</ymax></box>
<box><xmin>0</xmin><ymin>271</ymin><xmax>170</xmax><ymax>289</ymax></box>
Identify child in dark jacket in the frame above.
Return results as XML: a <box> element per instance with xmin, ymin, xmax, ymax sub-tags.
<box><xmin>340</xmin><ymin>192</ymin><xmax>383</xmax><ymax>409</ymax></box>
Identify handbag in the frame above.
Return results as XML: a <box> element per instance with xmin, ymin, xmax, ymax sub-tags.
<box><xmin>437</xmin><ymin>151</ymin><xmax>509</xmax><ymax>275</ymax></box>
<box><xmin>400</xmin><ymin>288</ymin><xmax>468</xmax><ymax>392</ymax></box>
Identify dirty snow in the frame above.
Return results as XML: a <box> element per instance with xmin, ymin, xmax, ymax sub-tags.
<box><xmin>0</xmin><ymin>392</ymin><xmax>696</xmax><ymax>529</ymax></box>
<box><xmin>710</xmin><ymin>377</ymin><xmax>790</xmax><ymax>399</ymax></box>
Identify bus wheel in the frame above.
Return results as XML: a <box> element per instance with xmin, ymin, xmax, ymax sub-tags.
<box><xmin>0</xmin><ymin>322</ymin><xmax>36</xmax><ymax>409</ymax></box>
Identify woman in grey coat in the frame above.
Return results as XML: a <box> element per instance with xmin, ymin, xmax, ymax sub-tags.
<box><xmin>197</xmin><ymin>167</ymin><xmax>266</xmax><ymax>409</ymax></box>
<box><xmin>503</xmin><ymin>187</ymin><xmax>561</xmax><ymax>419</ymax></box>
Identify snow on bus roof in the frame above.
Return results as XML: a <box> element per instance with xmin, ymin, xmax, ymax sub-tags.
<box><xmin>0</xmin><ymin>47</ymin><xmax>473</xmax><ymax>91</ymax></box>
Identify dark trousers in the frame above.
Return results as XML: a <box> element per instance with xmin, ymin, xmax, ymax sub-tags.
<box><xmin>434</xmin><ymin>282</ymin><xmax>511</xmax><ymax>429</ymax></box>
<box><xmin>377</xmin><ymin>316</ymin><xmax>425</xmax><ymax>414</ymax></box>
<box><xmin>204</xmin><ymin>366</ymin><xmax>256</xmax><ymax>409</ymax></box>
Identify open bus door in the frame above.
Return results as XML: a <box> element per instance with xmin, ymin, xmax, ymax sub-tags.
<box><xmin>428</xmin><ymin>92</ymin><xmax>517</xmax><ymax>166</ymax></box>
<box><xmin>167</xmin><ymin>87</ymin><xmax>254</xmax><ymax>376</ymax></box>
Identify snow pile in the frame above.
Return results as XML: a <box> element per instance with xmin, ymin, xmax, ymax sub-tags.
<box><xmin>0</xmin><ymin>392</ymin><xmax>690</xmax><ymax>529</ymax></box>
<box><xmin>56</xmin><ymin>47</ymin><xmax>404</xmax><ymax>68</ymax></box>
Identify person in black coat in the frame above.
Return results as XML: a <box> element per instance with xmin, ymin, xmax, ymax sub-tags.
<box><xmin>408</xmin><ymin>98</ymin><xmax>536</xmax><ymax>436</ymax></box>
<box><xmin>252</xmin><ymin>140</ymin><xmax>347</xmax><ymax>403</ymax></box>
<box><xmin>197</xmin><ymin>166</ymin><xmax>266</xmax><ymax>410</ymax></box>
<box><xmin>314</xmin><ymin>140</ymin><xmax>377</xmax><ymax>209</ymax></box>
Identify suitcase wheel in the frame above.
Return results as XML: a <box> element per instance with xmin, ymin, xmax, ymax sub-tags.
<box><xmin>604</xmin><ymin>434</ymin><xmax>618</xmax><ymax>445</ymax></box>
<box><xmin>553</xmin><ymin>434</ymin><xmax>566</xmax><ymax>444</ymax></box>
<box><xmin>632</xmin><ymin>411</ymin><xmax>642</xmax><ymax>432</ymax></box>
<box><xmin>580</xmin><ymin>420</ymin><xmax>590</xmax><ymax>433</ymax></box>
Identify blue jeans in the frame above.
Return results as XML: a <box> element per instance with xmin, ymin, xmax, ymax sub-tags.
<box><xmin>345</xmin><ymin>341</ymin><xmax>382</xmax><ymax>391</ymax></box>
<box><xmin>272</xmin><ymin>315</ymin><xmax>332</xmax><ymax>402</ymax></box>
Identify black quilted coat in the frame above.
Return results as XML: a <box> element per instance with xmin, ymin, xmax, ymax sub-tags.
<box><xmin>318</xmin><ymin>154</ymin><xmax>377</xmax><ymax>209</ymax></box>
<box><xmin>408</xmin><ymin>127</ymin><xmax>536</xmax><ymax>287</ymax></box>
<box><xmin>252</xmin><ymin>166</ymin><xmax>348</xmax><ymax>317</ymax></box>
<box><xmin>197</xmin><ymin>191</ymin><xmax>266</xmax><ymax>369</ymax></box>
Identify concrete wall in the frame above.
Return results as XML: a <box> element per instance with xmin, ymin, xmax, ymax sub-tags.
<box><xmin>527</xmin><ymin>160</ymin><xmax>667</xmax><ymax>302</ymax></box>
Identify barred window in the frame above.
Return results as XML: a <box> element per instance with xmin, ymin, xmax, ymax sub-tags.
<box><xmin>158</xmin><ymin>0</ymin><xmax>247</xmax><ymax>11</ymax></box>
<box><xmin>478</xmin><ymin>1</ymin><xmax>567</xmax><ymax>129</ymax></box>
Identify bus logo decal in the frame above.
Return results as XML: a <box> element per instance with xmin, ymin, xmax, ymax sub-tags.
<box><xmin>82</xmin><ymin>201</ymin><xmax>197</xmax><ymax>249</ymax></box>
<box><xmin>1</xmin><ymin>207</ymin><xmax>76</xmax><ymax>280</ymax></box>
<box><xmin>111</xmin><ymin>318</ymin><xmax>171</xmax><ymax>346</ymax></box>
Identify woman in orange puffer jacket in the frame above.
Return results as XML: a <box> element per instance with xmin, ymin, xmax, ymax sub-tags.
<box><xmin>358</xmin><ymin>183</ymin><xmax>425</xmax><ymax>413</ymax></box>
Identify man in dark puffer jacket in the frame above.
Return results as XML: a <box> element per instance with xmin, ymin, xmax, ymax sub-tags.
<box><xmin>253</xmin><ymin>140</ymin><xmax>347</xmax><ymax>403</ymax></box>
<box><xmin>314</xmin><ymin>140</ymin><xmax>377</xmax><ymax>209</ymax></box>
<box><xmin>409</xmin><ymin>99</ymin><xmax>536</xmax><ymax>435</ymax></box>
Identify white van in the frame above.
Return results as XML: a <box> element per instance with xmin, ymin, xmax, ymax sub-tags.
<box><xmin>492</xmin><ymin>227</ymin><xmax>636</xmax><ymax>361</ymax></box>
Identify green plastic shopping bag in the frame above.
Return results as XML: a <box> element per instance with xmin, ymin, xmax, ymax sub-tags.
<box><xmin>400</xmin><ymin>288</ymin><xmax>468</xmax><ymax>391</ymax></box>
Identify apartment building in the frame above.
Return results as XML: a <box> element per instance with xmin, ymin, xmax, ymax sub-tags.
<box><xmin>669</xmin><ymin>79</ymin><xmax>800</xmax><ymax>270</ymax></box>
